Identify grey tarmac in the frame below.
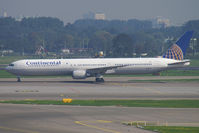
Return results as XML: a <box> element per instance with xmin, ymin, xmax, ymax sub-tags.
<box><xmin>0</xmin><ymin>76</ymin><xmax>199</xmax><ymax>133</ymax></box>
<box><xmin>0</xmin><ymin>76</ymin><xmax>199</xmax><ymax>100</ymax></box>
<box><xmin>0</xmin><ymin>104</ymin><xmax>199</xmax><ymax>133</ymax></box>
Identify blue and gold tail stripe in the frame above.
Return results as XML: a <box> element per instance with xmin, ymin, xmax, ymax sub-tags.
<box><xmin>162</xmin><ymin>44</ymin><xmax>183</xmax><ymax>60</ymax></box>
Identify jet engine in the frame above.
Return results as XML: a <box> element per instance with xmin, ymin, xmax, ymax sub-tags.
<box><xmin>72</xmin><ymin>70</ymin><xmax>87</xmax><ymax>79</ymax></box>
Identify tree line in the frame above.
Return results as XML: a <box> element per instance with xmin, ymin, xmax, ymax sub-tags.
<box><xmin>0</xmin><ymin>17</ymin><xmax>199</xmax><ymax>58</ymax></box>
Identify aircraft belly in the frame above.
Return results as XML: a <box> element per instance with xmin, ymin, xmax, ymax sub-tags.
<box><xmin>13</xmin><ymin>68</ymin><xmax>71</xmax><ymax>76</ymax></box>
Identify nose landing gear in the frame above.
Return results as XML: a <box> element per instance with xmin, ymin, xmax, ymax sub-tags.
<box><xmin>17</xmin><ymin>76</ymin><xmax>21</xmax><ymax>82</ymax></box>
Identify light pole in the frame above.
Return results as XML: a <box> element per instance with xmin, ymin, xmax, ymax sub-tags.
<box><xmin>193</xmin><ymin>38</ymin><xmax>197</xmax><ymax>56</ymax></box>
<box><xmin>0</xmin><ymin>45</ymin><xmax>4</xmax><ymax>56</ymax></box>
<box><xmin>190</xmin><ymin>38</ymin><xmax>197</xmax><ymax>56</ymax></box>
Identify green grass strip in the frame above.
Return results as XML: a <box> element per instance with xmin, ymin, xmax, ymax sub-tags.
<box><xmin>128</xmin><ymin>78</ymin><xmax>199</xmax><ymax>83</ymax></box>
<box><xmin>144</xmin><ymin>126</ymin><xmax>199</xmax><ymax>133</ymax></box>
<box><xmin>0</xmin><ymin>70</ymin><xmax>16</xmax><ymax>78</ymax></box>
<box><xmin>0</xmin><ymin>70</ymin><xmax>71</xmax><ymax>78</ymax></box>
<box><xmin>0</xmin><ymin>100</ymin><xmax>199</xmax><ymax>108</ymax></box>
<box><xmin>190</xmin><ymin>59</ymin><xmax>199</xmax><ymax>67</ymax></box>
<box><xmin>160</xmin><ymin>70</ymin><xmax>199</xmax><ymax>76</ymax></box>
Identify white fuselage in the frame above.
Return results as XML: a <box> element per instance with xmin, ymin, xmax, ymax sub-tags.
<box><xmin>6</xmin><ymin>58</ymin><xmax>189</xmax><ymax>77</ymax></box>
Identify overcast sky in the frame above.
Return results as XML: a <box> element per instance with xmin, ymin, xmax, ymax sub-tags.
<box><xmin>0</xmin><ymin>0</ymin><xmax>199</xmax><ymax>25</ymax></box>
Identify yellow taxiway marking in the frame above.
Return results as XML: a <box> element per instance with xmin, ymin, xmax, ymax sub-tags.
<box><xmin>97</xmin><ymin>120</ymin><xmax>113</xmax><ymax>123</ymax></box>
<box><xmin>0</xmin><ymin>126</ymin><xmax>39</xmax><ymax>133</ymax></box>
<box><xmin>75</xmin><ymin>120</ymin><xmax>120</xmax><ymax>133</ymax></box>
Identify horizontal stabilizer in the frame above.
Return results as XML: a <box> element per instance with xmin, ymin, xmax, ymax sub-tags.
<box><xmin>168</xmin><ymin>60</ymin><xmax>190</xmax><ymax>66</ymax></box>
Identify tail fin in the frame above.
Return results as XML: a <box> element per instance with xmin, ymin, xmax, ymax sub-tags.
<box><xmin>162</xmin><ymin>31</ymin><xmax>193</xmax><ymax>60</ymax></box>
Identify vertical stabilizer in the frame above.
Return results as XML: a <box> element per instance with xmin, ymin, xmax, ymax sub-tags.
<box><xmin>162</xmin><ymin>31</ymin><xmax>193</xmax><ymax>60</ymax></box>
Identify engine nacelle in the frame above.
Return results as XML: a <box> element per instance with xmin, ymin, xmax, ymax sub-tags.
<box><xmin>72</xmin><ymin>70</ymin><xmax>87</xmax><ymax>79</ymax></box>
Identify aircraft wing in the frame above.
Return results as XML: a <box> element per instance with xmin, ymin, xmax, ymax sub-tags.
<box><xmin>86</xmin><ymin>65</ymin><xmax>126</xmax><ymax>75</ymax></box>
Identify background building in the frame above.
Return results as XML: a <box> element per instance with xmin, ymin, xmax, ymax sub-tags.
<box><xmin>3</xmin><ymin>11</ymin><xmax>8</xmax><ymax>17</ymax></box>
<box><xmin>95</xmin><ymin>13</ymin><xmax>106</xmax><ymax>20</ymax></box>
<box><xmin>83</xmin><ymin>12</ymin><xmax>106</xmax><ymax>20</ymax></box>
<box><xmin>151</xmin><ymin>16</ymin><xmax>170</xmax><ymax>28</ymax></box>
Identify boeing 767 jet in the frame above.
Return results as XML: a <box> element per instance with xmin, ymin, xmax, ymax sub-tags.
<box><xmin>6</xmin><ymin>31</ymin><xmax>193</xmax><ymax>82</ymax></box>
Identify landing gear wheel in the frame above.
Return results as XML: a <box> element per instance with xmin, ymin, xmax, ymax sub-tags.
<box><xmin>96</xmin><ymin>78</ymin><xmax>104</xmax><ymax>82</ymax></box>
<box><xmin>17</xmin><ymin>76</ymin><xmax>21</xmax><ymax>82</ymax></box>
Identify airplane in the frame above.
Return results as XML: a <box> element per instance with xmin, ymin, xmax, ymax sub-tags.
<box><xmin>6</xmin><ymin>31</ymin><xmax>193</xmax><ymax>82</ymax></box>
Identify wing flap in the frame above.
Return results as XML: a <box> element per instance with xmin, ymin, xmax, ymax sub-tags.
<box><xmin>86</xmin><ymin>65</ymin><xmax>126</xmax><ymax>74</ymax></box>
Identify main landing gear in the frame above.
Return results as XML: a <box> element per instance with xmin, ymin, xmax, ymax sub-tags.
<box><xmin>95</xmin><ymin>74</ymin><xmax>104</xmax><ymax>82</ymax></box>
<box><xmin>95</xmin><ymin>78</ymin><xmax>104</xmax><ymax>82</ymax></box>
<box><xmin>17</xmin><ymin>76</ymin><xmax>21</xmax><ymax>82</ymax></box>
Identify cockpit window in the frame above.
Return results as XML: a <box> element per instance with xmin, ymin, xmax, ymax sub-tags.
<box><xmin>9</xmin><ymin>64</ymin><xmax>14</xmax><ymax>66</ymax></box>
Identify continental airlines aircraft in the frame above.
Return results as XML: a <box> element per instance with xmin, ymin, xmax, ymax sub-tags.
<box><xmin>6</xmin><ymin>31</ymin><xmax>193</xmax><ymax>82</ymax></box>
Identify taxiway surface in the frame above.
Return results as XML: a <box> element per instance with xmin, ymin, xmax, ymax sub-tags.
<box><xmin>0</xmin><ymin>76</ymin><xmax>199</xmax><ymax>133</ymax></box>
<box><xmin>0</xmin><ymin>76</ymin><xmax>199</xmax><ymax>100</ymax></box>
<box><xmin>0</xmin><ymin>104</ymin><xmax>199</xmax><ymax>133</ymax></box>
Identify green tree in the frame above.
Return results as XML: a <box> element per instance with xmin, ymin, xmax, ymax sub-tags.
<box><xmin>112</xmin><ymin>34</ymin><xmax>134</xmax><ymax>57</ymax></box>
<box><xmin>132</xmin><ymin>32</ymin><xmax>163</xmax><ymax>56</ymax></box>
<box><xmin>88</xmin><ymin>31</ymin><xmax>113</xmax><ymax>55</ymax></box>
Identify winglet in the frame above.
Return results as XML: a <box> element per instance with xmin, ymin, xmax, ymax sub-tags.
<box><xmin>163</xmin><ymin>31</ymin><xmax>194</xmax><ymax>60</ymax></box>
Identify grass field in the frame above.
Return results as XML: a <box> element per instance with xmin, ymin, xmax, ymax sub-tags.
<box><xmin>160</xmin><ymin>70</ymin><xmax>199</xmax><ymax>76</ymax></box>
<box><xmin>0</xmin><ymin>56</ymin><xmax>33</xmax><ymax>64</ymax></box>
<box><xmin>0</xmin><ymin>70</ymin><xmax>16</xmax><ymax>78</ymax></box>
<box><xmin>128</xmin><ymin>78</ymin><xmax>199</xmax><ymax>83</ymax></box>
<box><xmin>143</xmin><ymin>126</ymin><xmax>199</xmax><ymax>133</ymax></box>
<box><xmin>1</xmin><ymin>100</ymin><xmax>199</xmax><ymax>108</ymax></box>
<box><xmin>190</xmin><ymin>59</ymin><xmax>199</xmax><ymax>67</ymax></box>
<box><xmin>0</xmin><ymin>70</ymin><xmax>70</xmax><ymax>78</ymax></box>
